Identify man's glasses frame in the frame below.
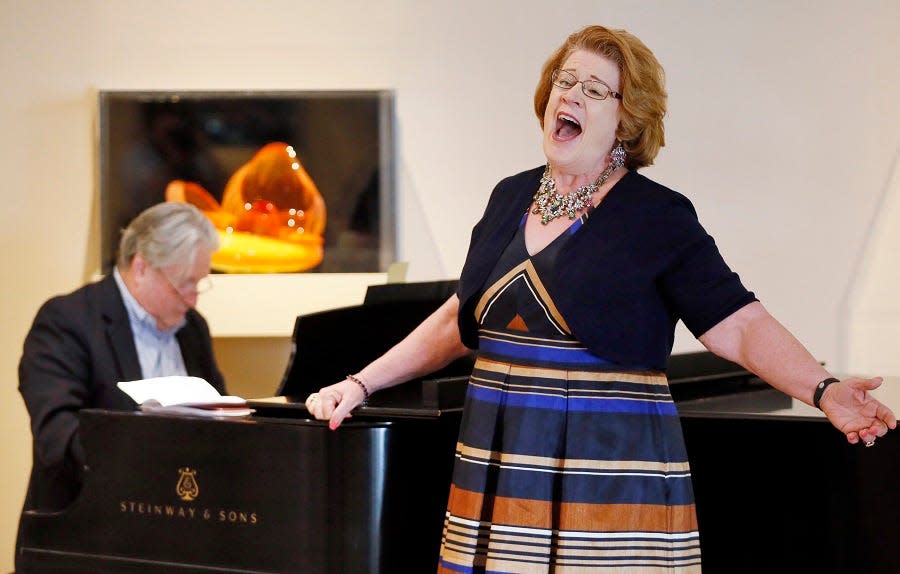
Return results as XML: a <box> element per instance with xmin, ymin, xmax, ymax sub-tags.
<box><xmin>155</xmin><ymin>267</ymin><xmax>213</xmax><ymax>302</ymax></box>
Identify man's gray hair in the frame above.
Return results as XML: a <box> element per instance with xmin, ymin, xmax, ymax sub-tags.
<box><xmin>117</xmin><ymin>202</ymin><xmax>219</xmax><ymax>271</ymax></box>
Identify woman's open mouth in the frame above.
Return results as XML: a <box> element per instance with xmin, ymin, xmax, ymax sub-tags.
<box><xmin>553</xmin><ymin>113</ymin><xmax>582</xmax><ymax>141</ymax></box>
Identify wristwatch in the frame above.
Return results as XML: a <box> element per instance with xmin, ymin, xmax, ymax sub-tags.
<box><xmin>813</xmin><ymin>377</ymin><xmax>840</xmax><ymax>410</ymax></box>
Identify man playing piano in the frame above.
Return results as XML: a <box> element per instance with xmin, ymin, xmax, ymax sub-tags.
<box><xmin>16</xmin><ymin>202</ymin><xmax>225</xmax><ymax>568</ymax></box>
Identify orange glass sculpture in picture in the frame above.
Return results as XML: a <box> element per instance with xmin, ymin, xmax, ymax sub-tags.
<box><xmin>166</xmin><ymin>142</ymin><xmax>326</xmax><ymax>273</ymax></box>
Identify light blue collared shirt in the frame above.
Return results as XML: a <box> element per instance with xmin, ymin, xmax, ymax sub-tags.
<box><xmin>113</xmin><ymin>267</ymin><xmax>187</xmax><ymax>379</ymax></box>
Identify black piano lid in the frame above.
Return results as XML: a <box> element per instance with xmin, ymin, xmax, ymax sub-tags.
<box><xmin>665</xmin><ymin>350</ymin><xmax>766</xmax><ymax>402</ymax></box>
<box><xmin>362</xmin><ymin>279</ymin><xmax>459</xmax><ymax>305</ymax></box>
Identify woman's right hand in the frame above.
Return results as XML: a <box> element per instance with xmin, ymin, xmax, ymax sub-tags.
<box><xmin>304</xmin><ymin>295</ymin><xmax>469</xmax><ymax>430</ymax></box>
<box><xmin>305</xmin><ymin>378</ymin><xmax>368</xmax><ymax>430</ymax></box>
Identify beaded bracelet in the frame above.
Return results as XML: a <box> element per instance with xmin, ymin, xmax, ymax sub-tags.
<box><xmin>347</xmin><ymin>374</ymin><xmax>370</xmax><ymax>407</ymax></box>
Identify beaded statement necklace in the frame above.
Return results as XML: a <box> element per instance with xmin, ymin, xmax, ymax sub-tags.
<box><xmin>532</xmin><ymin>143</ymin><xmax>626</xmax><ymax>225</ymax></box>
<box><xmin>532</xmin><ymin>161</ymin><xmax>619</xmax><ymax>225</ymax></box>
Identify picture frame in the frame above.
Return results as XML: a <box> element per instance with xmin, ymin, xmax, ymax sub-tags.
<box><xmin>97</xmin><ymin>90</ymin><xmax>396</xmax><ymax>274</ymax></box>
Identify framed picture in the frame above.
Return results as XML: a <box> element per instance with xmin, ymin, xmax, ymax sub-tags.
<box><xmin>98</xmin><ymin>90</ymin><xmax>395</xmax><ymax>274</ymax></box>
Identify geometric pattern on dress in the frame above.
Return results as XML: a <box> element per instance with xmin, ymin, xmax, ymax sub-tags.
<box><xmin>475</xmin><ymin>260</ymin><xmax>571</xmax><ymax>336</ymax></box>
<box><xmin>506</xmin><ymin>313</ymin><xmax>528</xmax><ymax>332</ymax></box>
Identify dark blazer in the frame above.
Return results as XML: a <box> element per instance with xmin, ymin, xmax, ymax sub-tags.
<box><xmin>457</xmin><ymin>166</ymin><xmax>756</xmax><ymax>370</ymax></box>
<box><xmin>17</xmin><ymin>274</ymin><xmax>225</xmax><ymax>512</ymax></box>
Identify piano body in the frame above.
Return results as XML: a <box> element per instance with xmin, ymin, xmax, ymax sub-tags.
<box><xmin>16</xmin><ymin>281</ymin><xmax>900</xmax><ymax>573</ymax></box>
<box><xmin>676</xmin><ymin>380</ymin><xmax>900</xmax><ymax>573</ymax></box>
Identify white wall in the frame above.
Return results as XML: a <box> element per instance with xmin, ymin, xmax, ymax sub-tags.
<box><xmin>847</xmin><ymin>148</ymin><xmax>900</xmax><ymax>374</ymax></box>
<box><xmin>1</xmin><ymin>1</ymin><xmax>899</xmax><ymax>569</ymax></box>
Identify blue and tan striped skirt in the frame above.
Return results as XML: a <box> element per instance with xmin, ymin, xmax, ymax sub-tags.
<box><xmin>438</xmin><ymin>330</ymin><xmax>701</xmax><ymax>573</ymax></box>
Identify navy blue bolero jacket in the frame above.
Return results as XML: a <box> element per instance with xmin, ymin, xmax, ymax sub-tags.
<box><xmin>456</xmin><ymin>166</ymin><xmax>757</xmax><ymax>370</ymax></box>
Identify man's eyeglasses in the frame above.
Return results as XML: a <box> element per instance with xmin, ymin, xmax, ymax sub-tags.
<box><xmin>156</xmin><ymin>267</ymin><xmax>213</xmax><ymax>302</ymax></box>
<box><xmin>551</xmin><ymin>69</ymin><xmax>622</xmax><ymax>101</ymax></box>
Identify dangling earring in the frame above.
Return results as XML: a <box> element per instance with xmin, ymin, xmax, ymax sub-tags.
<box><xmin>610</xmin><ymin>141</ymin><xmax>626</xmax><ymax>169</ymax></box>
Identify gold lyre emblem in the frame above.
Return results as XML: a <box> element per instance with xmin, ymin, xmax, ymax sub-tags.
<box><xmin>176</xmin><ymin>467</ymin><xmax>200</xmax><ymax>502</ymax></box>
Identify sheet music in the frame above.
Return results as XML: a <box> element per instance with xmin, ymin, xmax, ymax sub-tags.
<box><xmin>117</xmin><ymin>376</ymin><xmax>253</xmax><ymax>417</ymax></box>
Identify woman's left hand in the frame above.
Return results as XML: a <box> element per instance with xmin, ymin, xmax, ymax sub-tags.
<box><xmin>820</xmin><ymin>376</ymin><xmax>897</xmax><ymax>445</ymax></box>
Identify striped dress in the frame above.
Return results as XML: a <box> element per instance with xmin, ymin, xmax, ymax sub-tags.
<box><xmin>438</xmin><ymin>213</ymin><xmax>701</xmax><ymax>573</ymax></box>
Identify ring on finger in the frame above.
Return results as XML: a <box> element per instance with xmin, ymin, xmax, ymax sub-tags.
<box><xmin>865</xmin><ymin>439</ymin><xmax>876</xmax><ymax>447</ymax></box>
<box><xmin>305</xmin><ymin>393</ymin><xmax>320</xmax><ymax>404</ymax></box>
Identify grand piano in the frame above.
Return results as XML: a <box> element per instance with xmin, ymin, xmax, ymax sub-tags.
<box><xmin>16</xmin><ymin>281</ymin><xmax>900</xmax><ymax>573</ymax></box>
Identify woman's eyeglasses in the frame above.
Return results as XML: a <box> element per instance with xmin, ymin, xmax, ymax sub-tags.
<box><xmin>551</xmin><ymin>69</ymin><xmax>622</xmax><ymax>101</ymax></box>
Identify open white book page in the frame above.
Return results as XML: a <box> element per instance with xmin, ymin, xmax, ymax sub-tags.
<box><xmin>117</xmin><ymin>376</ymin><xmax>252</xmax><ymax>417</ymax></box>
<box><xmin>138</xmin><ymin>402</ymin><xmax>254</xmax><ymax>417</ymax></box>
